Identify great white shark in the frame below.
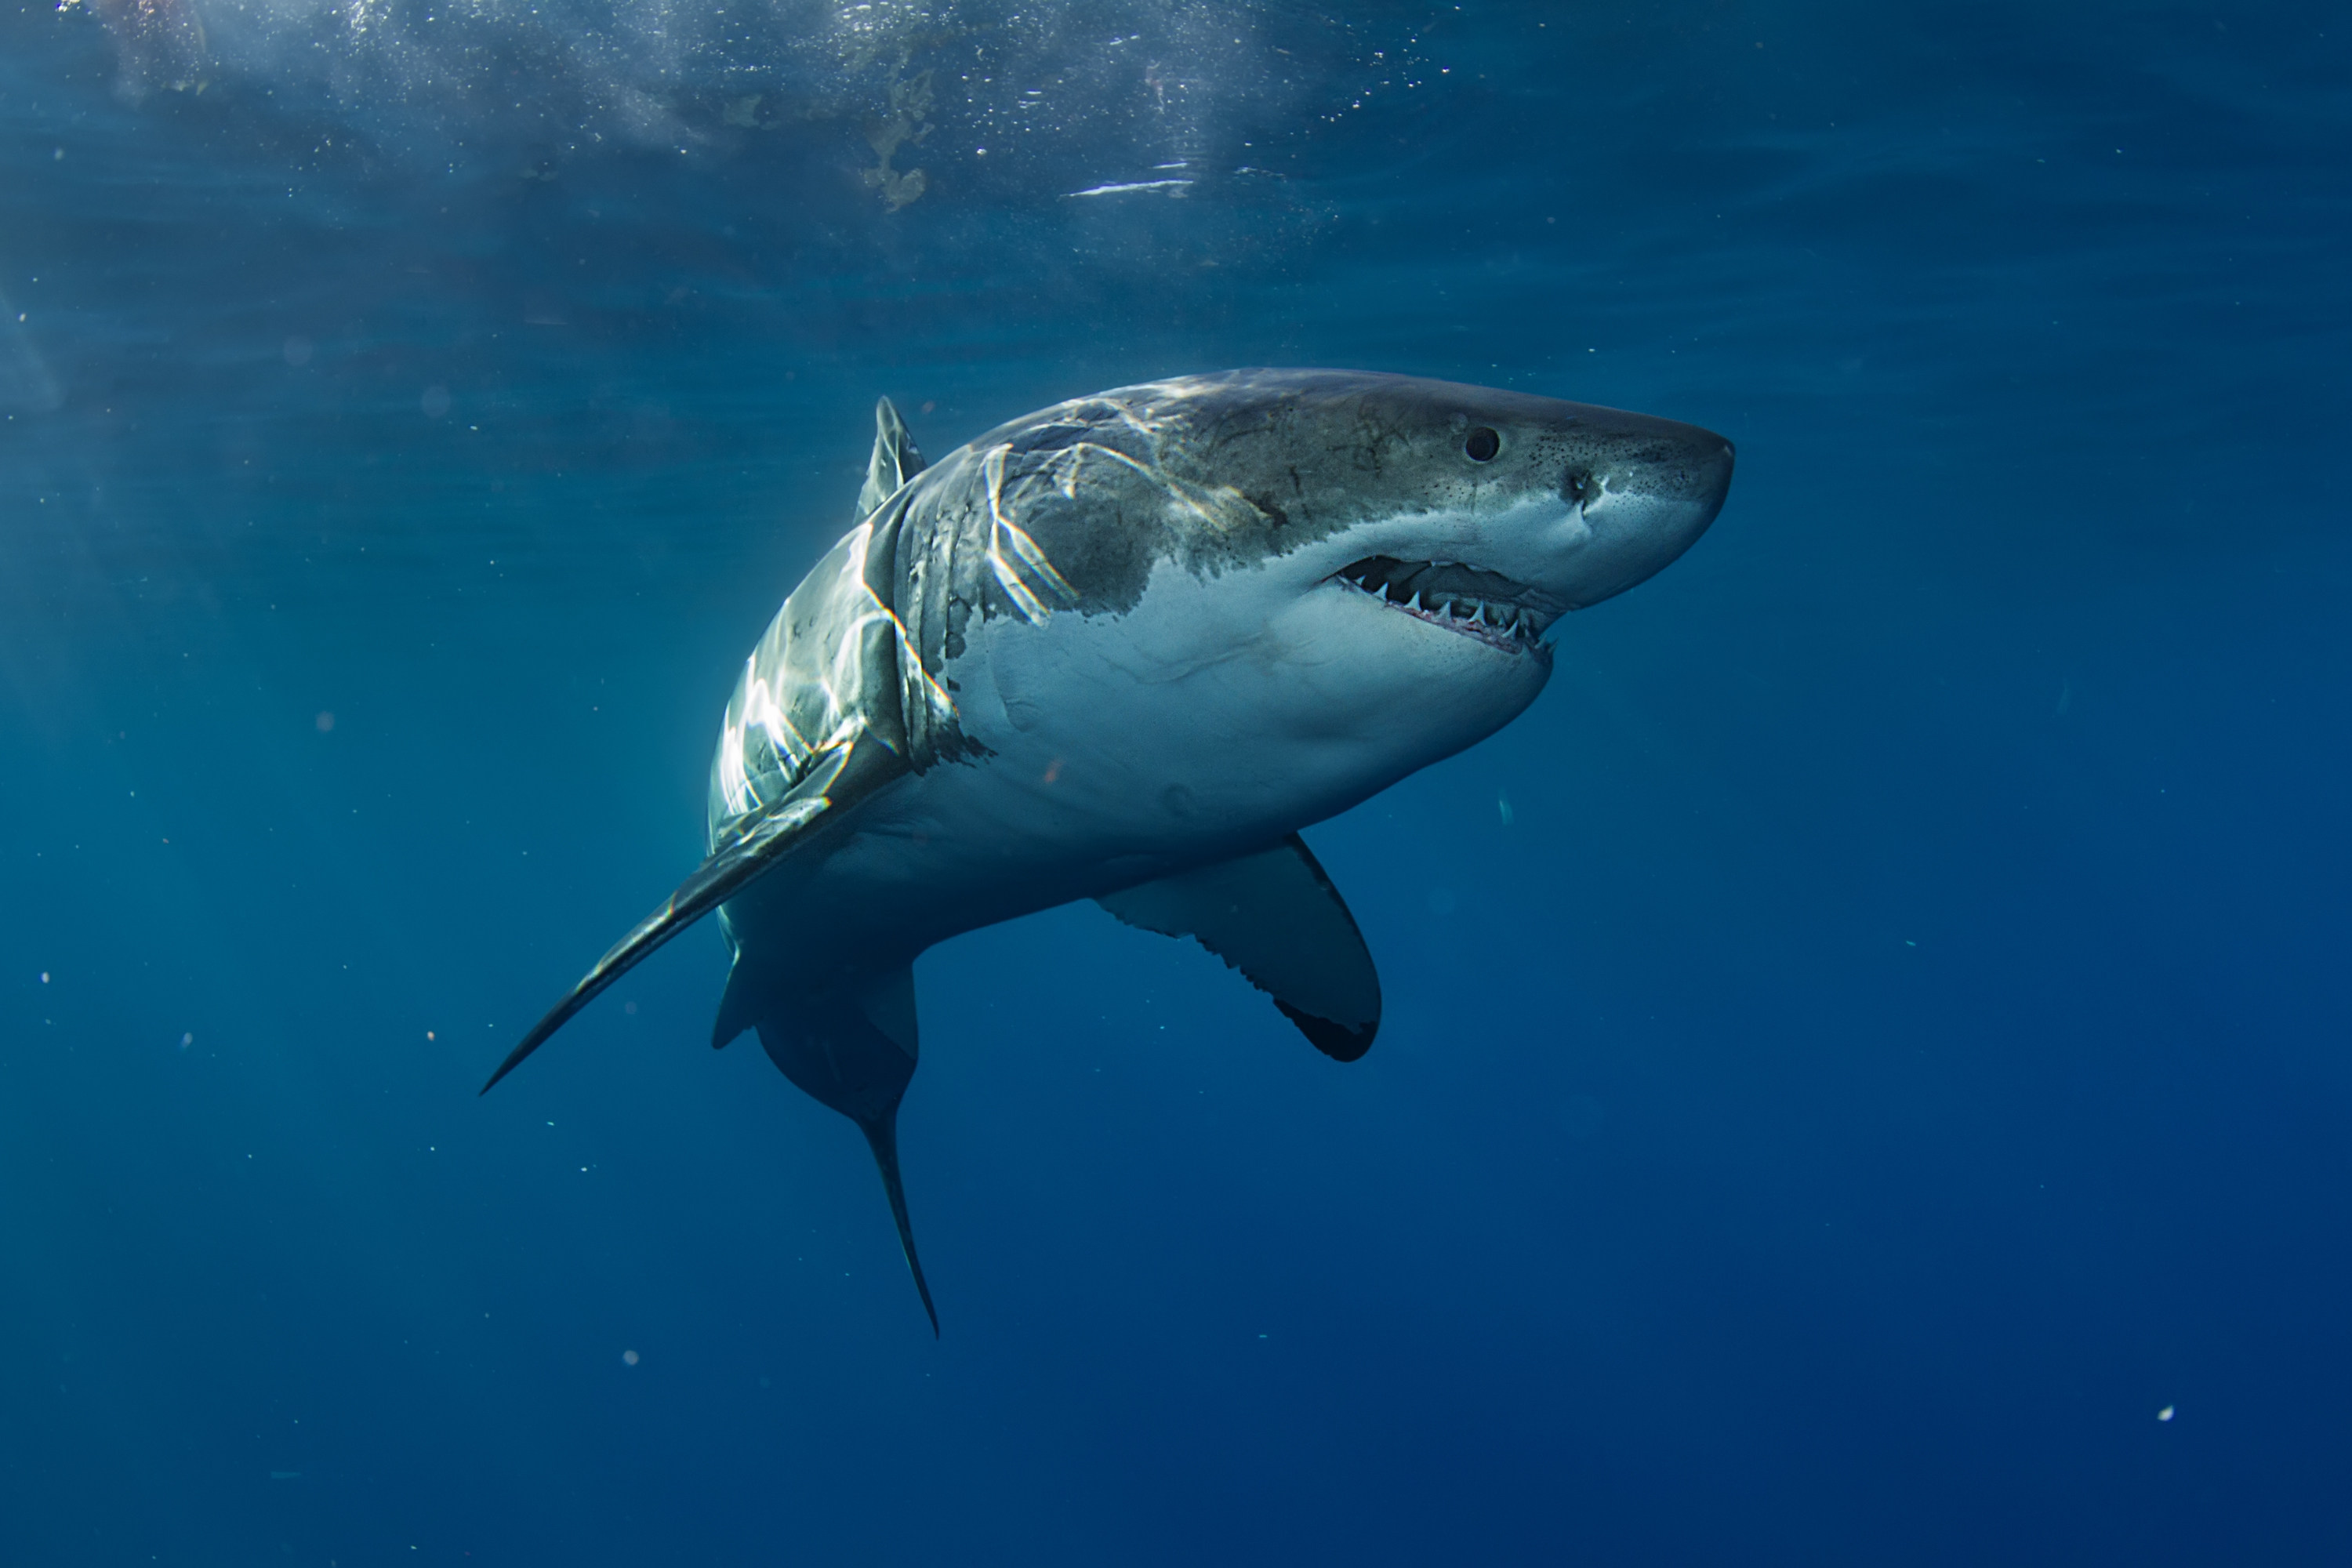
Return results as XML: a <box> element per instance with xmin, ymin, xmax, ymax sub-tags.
<box><xmin>485</xmin><ymin>368</ymin><xmax>1733</xmax><ymax>1333</ymax></box>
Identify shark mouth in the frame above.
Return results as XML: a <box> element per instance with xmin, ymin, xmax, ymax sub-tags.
<box><xmin>1332</xmin><ymin>557</ymin><xmax>1563</xmax><ymax>652</ymax></box>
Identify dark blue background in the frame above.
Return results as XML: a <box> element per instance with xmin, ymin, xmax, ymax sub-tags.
<box><xmin>3</xmin><ymin>2</ymin><xmax>2347</xmax><ymax>1562</ymax></box>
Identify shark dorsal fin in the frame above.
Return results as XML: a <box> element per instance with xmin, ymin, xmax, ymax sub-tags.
<box><xmin>855</xmin><ymin>396</ymin><xmax>926</xmax><ymax>521</ymax></box>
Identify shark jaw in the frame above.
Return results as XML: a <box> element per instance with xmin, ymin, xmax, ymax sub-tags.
<box><xmin>1329</xmin><ymin>555</ymin><xmax>1565</xmax><ymax>654</ymax></box>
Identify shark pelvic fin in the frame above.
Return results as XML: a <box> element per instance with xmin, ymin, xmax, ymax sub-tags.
<box><xmin>1097</xmin><ymin>833</ymin><xmax>1382</xmax><ymax>1062</ymax></box>
<box><xmin>712</xmin><ymin>952</ymin><xmax>760</xmax><ymax>1050</ymax></box>
<box><xmin>482</xmin><ymin>732</ymin><xmax>908</xmax><ymax>1096</ymax></box>
<box><xmin>754</xmin><ymin>964</ymin><xmax>939</xmax><ymax>1334</ymax></box>
<box><xmin>855</xmin><ymin>396</ymin><xmax>927</xmax><ymax>522</ymax></box>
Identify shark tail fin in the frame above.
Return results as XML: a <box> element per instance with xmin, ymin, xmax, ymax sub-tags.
<box><xmin>860</xmin><ymin>1112</ymin><xmax>939</xmax><ymax>1338</ymax></box>
<box><xmin>753</xmin><ymin>964</ymin><xmax>940</xmax><ymax>1334</ymax></box>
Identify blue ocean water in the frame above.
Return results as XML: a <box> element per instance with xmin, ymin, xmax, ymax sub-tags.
<box><xmin>3</xmin><ymin>1</ymin><xmax>2347</xmax><ymax>1562</ymax></box>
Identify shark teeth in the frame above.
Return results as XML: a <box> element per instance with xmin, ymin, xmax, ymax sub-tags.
<box><xmin>1332</xmin><ymin>557</ymin><xmax>1560</xmax><ymax>652</ymax></box>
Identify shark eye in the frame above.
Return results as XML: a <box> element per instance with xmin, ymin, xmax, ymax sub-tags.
<box><xmin>1563</xmin><ymin>468</ymin><xmax>1592</xmax><ymax>504</ymax></box>
<box><xmin>1463</xmin><ymin>426</ymin><xmax>1501</xmax><ymax>463</ymax></box>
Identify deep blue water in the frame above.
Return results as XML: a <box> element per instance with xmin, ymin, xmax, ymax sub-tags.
<box><xmin>4</xmin><ymin>2</ymin><xmax>2349</xmax><ymax>1563</ymax></box>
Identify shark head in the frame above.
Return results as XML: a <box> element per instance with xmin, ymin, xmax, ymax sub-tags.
<box><xmin>956</xmin><ymin>370</ymin><xmax>1734</xmax><ymax>824</ymax></box>
<box><xmin>1180</xmin><ymin>367</ymin><xmax>1733</xmax><ymax>658</ymax></box>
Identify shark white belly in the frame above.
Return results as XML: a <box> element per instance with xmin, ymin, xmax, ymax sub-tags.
<box><xmin>485</xmin><ymin>369</ymin><xmax>1735</xmax><ymax>1333</ymax></box>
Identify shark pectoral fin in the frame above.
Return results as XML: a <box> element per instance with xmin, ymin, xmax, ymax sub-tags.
<box><xmin>754</xmin><ymin>965</ymin><xmax>938</xmax><ymax>1334</ymax></box>
<box><xmin>1096</xmin><ymin>833</ymin><xmax>1382</xmax><ymax>1062</ymax></box>
<box><xmin>483</xmin><ymin>734</ymin><xmax>907</xmax><ymax>1096</ymax></box>
<box><xmin>854</xmin><ymin>395</ymin><xmax>927</xmax><ymax>522</ymax></box>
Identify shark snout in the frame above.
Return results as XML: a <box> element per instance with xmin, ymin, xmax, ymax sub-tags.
<box><xmin>1560</xmin><ymin>417</ymin><xmax>1733</xmax><ymax>610</ymax></box>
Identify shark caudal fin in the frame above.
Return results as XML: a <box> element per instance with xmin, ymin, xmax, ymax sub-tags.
<box><xmin>752</xmin><ymin>964</ymin><xmax>939</xmax><ymax>1336</ymax></box>
<box><xmin>858</xmin><ymin>1113</ymin><xmax>939</xmax><ymax>1338</ymax></box>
